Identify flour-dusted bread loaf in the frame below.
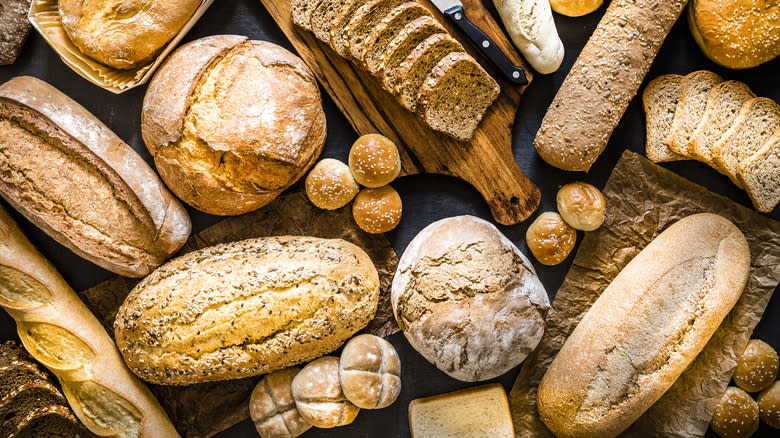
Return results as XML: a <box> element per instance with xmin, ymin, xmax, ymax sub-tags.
<box><xmin>537</xmin><ymin>213</ymin><xmax>751</xmax><ymax>438</ymax></box>
<box><xmin>346</xmin><ymin>0</ymin><xmax>408</xmax><ymax>59</ymax></box>
<box><xmin>378</xmin><ymin>16</ymin><xmax>447</xmax><ymax>91</ymax></box>
<box><xmin>392</xmin><ymin>216</ymin><xmax>549</xmax><ymax>382</ymax></box>
<box><xmin>493</xmin><ymin>0</ymin><xmax>564</xmax><ymax>74</ymax></box>
<box><xmin>642</xmin><ymin>74</ymin><xmax>685</xmax><ymax>163</ymax></box>
<box><xmin>738</xmin><ymin>132</ymin><xmax>780</xmax><ymax>213</ymax></box>
<box><xmin>395</xmin><ymin>33</ymin><xmax>464</xmax><ymax>111</ymax></box>
<box><xmin>361</xmin><ymin>2</ymin><xmax>432</xmax><ymax>73</ymax></box>
<box><xmin>115</xmin><ymin>236</ymin><xmax>380</xmax><ymax>385</ymax></box>
<box><xmin>0</xmin><ymin>76</ymin><xmax>191</xmax><ymax>278</ymax></box>
<box><xmin>58</xmin><ymin>0</ymin><xmax>202</xmax><ymax>69</ymax></box>
<box><xmin>534</xmin><ymin>0</ymin><xmax>688</xmax><ymax>171</ymax></box>
<box><xmin>666</xmin><ymin>70</ymin><xmax>723</xmax><ymax>157</ymax></box>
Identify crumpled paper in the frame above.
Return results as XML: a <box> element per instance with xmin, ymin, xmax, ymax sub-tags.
<box><xmin>509</xmin><ymin>151</ymin><xmax>780</xmax><ymax>438</ymax></box>
<box><xmin>77</xmin><ymin>186</ymin><xmax>399</xmax><ymax>438</ymax></box>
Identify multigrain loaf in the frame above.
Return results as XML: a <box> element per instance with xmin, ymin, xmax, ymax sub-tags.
<box><xmin>5</xmin><ymin>404</ymin><xmax>95</xmax><ymax>438</ymax></box>
<box><xmin>537</xmin><ymin>213</ymin><xmax>750</xmax><ymax>438</ymax></box>
<box><xmin>310</xmin><ymin>0</ymin><xmax>344</xmax><ymax>43</ymax></box>
<box><xmin>738</xmin><ymin>132</ymin><xmax>780</xmax><ymax>212</ymax></box>
<box><xmin>58</xmin><ymin>0</ymin><xmax>202</xmax><ymax>69</ymax></box>
<box><xmin>347</xmin><ymin>0</ymin><xmax>408</xmax><ymax>60</ymax></box>
<box><xmin>689</xmin><ymin>80</ymin><xmax>756</xmax><ymax>163</ymax></box>
<box><xmin>114</xmin><ymin>236</ymin><xmax>380</xmax><ymax>385</ymax></box>
<box><xmin>330</xmin><ymin>0</ymin><xmax>368</xmax><ymax>56</ymax></box>
<box><xmin>416</xmin><ymin>52</ymin><xmax>500</xmax><ymax>141</ymax></box>
<box><xmin>142</xmin><ymin>35</ymin><xmax>325</xmax><ymax>216</ymax></box>
<box><xmin>666</xmin><ymin>70</ymin><xmax>723</xmax><ymax>157</ymax></box>
<box><xmin>394</xmin><ymin>33</ymin><xmax>464</xmax><ymax>111</ymax></box>
<box><xmin>378</xmin><ymin>16</ymin><xmax>447</xmax><ymax>91</ymax></box>
<box><xmin>291</xmin><ymin>0</ymin><xmax>320</xmax><ymax>30</ymax></box>
<box><xmin>642</xmin><ymin>74</ymin><xmax>685</xmax><ymax>162</ymax></box>
<box><xmin>0</xmin><ymin>76</ymin><xmax>191</xmax><ymax>278</ymax></box>
<box><xmin>534</xmin><ymin>0</ymin><xmax>688</xmax><ymax>171</ymax></box>
<box><xmin>0</xmin><ymin>0</ymin><xmax>32</xmax><ymax>65</ymax></box>
<box><xmin>360</xmin><ymin>2</ymin><xmax>432</xmax><ymax>73</ymax></box>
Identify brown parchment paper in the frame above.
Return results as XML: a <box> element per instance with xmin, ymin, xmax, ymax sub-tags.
<box><xmin>509</xmin><ymin>151</ymin><xmax>780</xmax><ymax>438</ymax></box>
<box><xmin>77</xmin><ymin>186</ymin><xmax>399</xmax><ymax>438</ymax></box>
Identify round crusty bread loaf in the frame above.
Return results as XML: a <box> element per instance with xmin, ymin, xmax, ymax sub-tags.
<box><xmin>58</xmin><ymin>0</ymin><xmax>202</xmax><ymax>69</ymax></box>
<box><xmin>689</xmin><ymin>0</ymin><xmax>780</xmax><ymax>69</ymax></box>
<box><xmin>141</xmin><ymin>35</ymin><xmax>326</xmax><ymax>216</ymax></box>
<box><xmin>391</xmin><ymin>215</ymin><xmax>549</xmax><ymax>382</ymax></box>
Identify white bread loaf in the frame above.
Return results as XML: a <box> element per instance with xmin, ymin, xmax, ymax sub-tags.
<box><xmin>537</xmin><ymin>213</ymin><xmax>751</xmax><ymax>438</ymax></box>
<box><xmin>493</xmin><ymin>0</ymin><xmax>564</xmax><ymax>74</ymax></box>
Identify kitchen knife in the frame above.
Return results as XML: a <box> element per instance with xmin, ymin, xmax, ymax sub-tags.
<box><xmin>430</xmin><ymin>0</ymin><xmax>528</xmax><ymax>85</ymax></box>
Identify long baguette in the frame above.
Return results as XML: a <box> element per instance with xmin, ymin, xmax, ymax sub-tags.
<box><xmin>0</xmin><ymin>205</ymin><xmax>179</xmax><ymax>437</ymax></box>
<box><xmin>534</xmin><ymin>0</ymin><xmax>688</xmax><ymax>171</ymax></box>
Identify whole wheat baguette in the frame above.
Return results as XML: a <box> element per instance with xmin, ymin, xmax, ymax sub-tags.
<box><xmin>0</xmin><ymin>205</ymin><xmax>179</xmax><ymax>437</ymax></box>
<box><xmin>534</xmin><ymin>0</ymin><xmax>688</xmax><ymax>171</ymax></box>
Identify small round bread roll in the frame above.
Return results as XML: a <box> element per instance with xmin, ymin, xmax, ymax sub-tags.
<box><xmin>352</xmin><ymin>186</ymin><xmax>402</xmax><ymax>234</ymax></box>
<box><xmin>525</xmin><ymin>212</ymin><xmax>577</xmax><ymax>265</ymax></box>
<box><xmin>556</xmin><ymin>182</ymin><xmax>606</xmax><ymax>231</ymax></box>
<box><xmin>339</xmin><ymin>334</ymin><xmax>401</xmax><ymax>409</ymax></box>
<box><xmin>305</xmin><ymin>159</ymin><xmax>360</xmax><ymax>210</ymax></box>
<box><xmin>549</xmin><ymin>0</ymin><xmax>603</xmax><ymax>17</ymax></box>
<box><xmin>710</xmin><ymin>387</ymin><xmax>759</xmax><ymax>438</ymax></box>
<box><xmin>348</xmin><ymin>134</ymin><xmax>402</xmax><ymax>188</ymax></box>
<box><xmin>250</xmin><ymin>368</ymin><xmax>311</xmax><ymax>438</ymax></box>
<box><xmin>291</xmin><ymin>356</ymin><xmax>359</xmax><ymax>428</ymax></box>
<box><xmin>734</xmin><ymin>339</ymin><xmax>779</xmax><ymax>393</ymax></box>
<box><xmin>757</xmin><ymin>381</ymin><xmax>780</xmax><ymax>429</ymax></box>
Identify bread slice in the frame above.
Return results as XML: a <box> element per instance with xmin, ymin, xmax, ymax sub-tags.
<box><xmin>309</xmin><ymin>0</ymin><xmax>348</xmax><ymax>43</ymax></box>
<box><xmin>0</xmin><ymin>381</ymin><xmax>71</xmax><ymax>434</ymax></box>
<box><xmin>737</xmin><ymin>132</ymin><xmax>780</xmax><ymax>213</ymax></box>
<box><xmin>346</xmin><ymin>0</ymin><xmax>408</xmax><ymax>60</ymax></box>
<box><xmin>394</xmin><ymin>33</ymin><xmax>464</xmax><ymax>111</ymax></box>
<box><xmin>642</xmin><ymin>75</ymin><xmax>685</xmax><ymax>162</ymax></box>
<box><xmin>291</xmin><ymin>0</ymin><xmax>321</xmax><ymax>31</ymax></box>
<box><xmin>689</xmin><ymin>80</ymin><xmax>755</xmax><ymax>165</ymax></box>
<box><xmin>361</xmin><ymin>2</ymin><xmax>431</xmax><ymax>73</ymax></box>
<box><xmin>329</xmin><ymin>0</ymin><xmax>369</xmax><ymax>56</ymax></box>
<box><xmin>408</xmin><ymin>384</ymin><xmax>514</xmax><ymax>438</ymax></box>
<box><xmin>9</xmin><ymin>404</ymin><xmax>95</xmax><ymax>438</ymax></box>
<box><xmin>665</xmin><ymin>70</ymin><xmax>723</xmax><ymax>157</ymax></box>
<box><xmin>712</xmin><ymin>97</ymin><xmax>780</xmax><ymax>187</ymax></box>
<box><xmin>377</xmin><ymin>16</ymin><xmax>446</xmax><ymax>91</ymax></box>
<box><xmin>416</xmin><ymin>52</ymin><xmax>500</xmax><ymax>141</ymax></box>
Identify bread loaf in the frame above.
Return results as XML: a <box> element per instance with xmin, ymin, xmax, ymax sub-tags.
<box><xmin>0</xmin><ymin>205</ymin><xmax>179</xmax><ymax>437</ymax></box>
<box><xmin>537</xmin><ymin>213</ymin><xmax>750</xmax><ymax>438</ymax></box>
<box><xmin>0</xmin><ymin>76</ymin><xmax>191</xmax><ymax>278</ymax></box>
<box><xmin>493</xmin><ymin>0</ymin><xmax>564</xmax><ymax>74</ymax></box>
<box><xmin>114</xmin><ymin>236</ymin><xmax>380</xmax><ymax>385</ymax></box>
<box><xmin>534</xmin><ymin>0</ymin><xmax>688</xmax><ymax>171</ymax></box>
<box><xmin>0</xmin><ymin>0</ymin><xmax>32</xmax><ymax>65</ymax></box>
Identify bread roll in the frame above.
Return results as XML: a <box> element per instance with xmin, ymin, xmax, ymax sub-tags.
<box><xmin>352</xmin><ymin>186</ymin><xmax>403</xmax><ymax>234</ymax></box>
<box><xmin>493</xmin><ymin>0</ymin><xmax>564</xmax><ymax>74</ymax></box>
<box><xmin>348</xmin><ymin>134</ymin><xmax>401</xmax><ymax>188</ymax></box>
<box><xmin>710</xmin><ymin>387</ymin><xmax>759</xmax><ymax>438</ymax></box>
<box><xmin>250</xmin><ymin>368</ymin><xmax>311</xmax><ymax>438</ymax></box>
<box><xmin>537</xmin><ymin>213</ymin><xmax>751</xmax><ymax>438</ymax></box>
<box><xmin>114</xmin><ymin>236</ymin><xmax>379</xmax><ymax>385</ymax></box>
<box><xmin>142</xmin><ymin>35</ymin><xmax>326</xmax><ymax>216</ymax></box>
<box><xmin>549</xmin><ymin>0</ymin><xmax>603</xmax><ymax>17</ymax></box>
<box><xmin>556</xmin><ymin>182</ymin><xmax>606</xmax><ymax>231</ymax></box>
<box><xmin>0</xmin><ymin>76</ymin><xmax>191</xmax><ymax>278</ymax></box>
<box><xmin>525</xmin><ymin>212</ymin><xmax>576</xmax><ymax>265</ymax></box>
<box><xmin>0</xmin><ymin>205</ymin><xmax>179</xmax><ymax>437</ymax></box>
<box><xmin>733</xmin><ymin>339</ymin><xmax>779</xmax><ymax>393</ymax></box>
<box><xmin>305</xmin><ymin>159</ymin><xmax>359</xmax><ymax>210</ymax></box>
<box><xmin>339</xmin><ymin>334</ymin><xmax>401</xmax><ymax>409</ymax></box>
<box><xmin>392</xmin><ymin>215</ymin><xmax>549</xmax><ymax>382</ymax></box>
<box><xmin>291</xmin><ymin>357</ymin><xmax>360</xmax><ymax>428</ymax></box>
<box><xmin>757</xmin><ymin>381</ymin><xmax>780</xmax><ymax>429</ymax></box>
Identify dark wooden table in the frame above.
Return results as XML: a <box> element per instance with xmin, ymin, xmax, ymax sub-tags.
<box><xmin>1</xmin><ymin>0</ymin><xmax>778</xmax><ymax>437</ymax></box>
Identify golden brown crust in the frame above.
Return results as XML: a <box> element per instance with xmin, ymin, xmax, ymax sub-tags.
<box><xmin>339</xmin><ymin>334</ymin><xmax>401</xmax><ymax>409</ymax></box>
<box><xmin>525</xmin><ymin>212</ymin><xmax>576</xmax><ymax>265</ymax></box>
<box><xmin>757</xmin><ymin>381</ymin><xmax>780</xmax><ymax>429</ymax></box>
<box><xmin>291</xmin><ymin>356</ymin><xmax>360</xmax><ymax>428</ymax></box>
<box><xmin>556</xmin><ymin>182</ymin><xmax>606</xmax><ymax>231</ymax></box>
<box><xmin>710</xmin><ymin>387</ymin><xmax>759</xmax><ymax>438</ymax></box>
<box><xmin>305</xmin><ymin>159</ymin><xmax>360</xmax><ymax>210</ymax></box>
<box><xmin>348</xmin><ymin>134</ymin><xmax>401</xmax><ymax>188</ymax></box>
<box><xmin>352</xmin><ymin>186</ymin><xmax>403</xmax><ymax>234</ymax></box>
<box><xmin>733</xmin><ymin>339</ymin><xmax>779</xmax><ymax>393</ymax></box>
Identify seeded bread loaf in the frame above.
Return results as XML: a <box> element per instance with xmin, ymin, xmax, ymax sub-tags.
<box><xmin>689</xmin><ymin>80</ymin><xmax>755</xmax><ymax>164</ymax></box>
<box><xmin>330</xmin><ymin>0</ymin><xmax>368</xmax><ymax>56</ymax></box>
<box><xmin>642</xmin><ymin>74</ymin><xmax>685</xmax><ymax>163</ymax></box>
<box><xmin>115</xmin><ymin>236</ymin><xmax>380</xmax><ymax>385</ymax></box>
<box><xmin>666</xmin><ymin>70</ymin><xmax>723</xmax><ymax>157</ymax></box>
<box><xmin>378</xmin><ymin>16</ymin><xmax>446</xmax><ymax>91</ymax></box>
<box><xmin>310</xmin><ymin>0</ymin><xmax>344</xmax><ymax>43</ymax></box>
<box><xmin>738</xmin><ymin>132</ymin><xmax>780</xmax><ymax>213</ymax></box>
<box><xmin>0</xmin><ymin>0</ymin><xmax>32</xmax><ymax>65</ymax></box>
<box><xmin>347</xmin><ymin>0</ymin><xmax>408</xmax><ymax>59</ymax></box>
<box><xmin>292</xmin><ymin>0</ymin><xmax>321</xmax><ymax>30</ymax></box>
<box><xmin>395</xmin><ymin>33</ymin><xmax>464</xmax><ymax>111</ymax></box>
<box><xmin>361</xmin><ymin>2</ymin><xmax>432</xmax><ymax>73</ymax></box>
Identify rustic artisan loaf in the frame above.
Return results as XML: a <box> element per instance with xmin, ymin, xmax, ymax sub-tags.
<box><xmin>666</xmin><ymin>70</ymin><xmax>723</xmax><ymax>157</ymax></box>
<box><xmin>534</xmin><ymin>0</ymin><xmax>688</xmax><ymax>171</ymax></box>
<box><xmin>738</xmin><ymin>132</ymin><xmax>780</xmax><ymax>212</ymax></box>
<box><xmin>0</xmin><ymin>0</ymin><xmax>32</xmax><ymax>65</ymax></box>
<box><xmin>250</xmin><ymin>368</ymin><xmax>311</xmax><ymax>438</ymax></box>
<box><xmin>114</xmin><ymin>236</ymin><xmax>380</xmax><ymax>385</ymax></box>
<box><xmin>394</xmin><ymin>33</ymin><xmax>464</xmax><ymax>112</ymax></box>
<box><xmin>493</xmin><ymin>0</ymin><xmax>564</xmax><ymax>74</ymax></box>
<box><xmin>392</xmin><ymin>216</ymin><xmax>549</xmax><ymax>381</ymax></box>
<box><xmin>291</xmin><ymin>356</ymin><xmax>360</xmax><ymax>428</ymax></box>
<box><xmin>642</xmin><ymin>74</ymin><xmax>685</xmax><ymax>162</ymax></box>
<box><xmin>690</xmin><ymin>80</ymin><xmax>756</xmax><ymax>163</ymax></box>
<box><xmin>0</xmin><ymin>205</ymin><xmax>179</xmax><ymax>437</ymax></box>
<box><xmin>361</xmin><ymin>2</ymin><xmax>432</xmax><ymax>73</ymax></box>
<box><xmin>537</xmin><ymin>213</ymin><xmax>750</xmax><ymax>438</ymax></box>
<box><xmin>58</xmin><ymin>0</ymin><xmax>201</xmax><ymax>69</ymax></box>
<box><xmin>347</xmin><ymin>0</ymin><xmax>408</xmax><ymax>59</ymax></box>
<box><xmin>0</xmin><ymin>76</ymin><xmax>191</xmax><ymax>278</ymax></box>
<box><xmin>378</xmin><ymin>16</ymin><xmax>446</xmax><ymax>91</ymax></box>
<box><xmin>339</xmin><ymin>334</ymin><xmax>401</xmax><ymax>409</ymax></box>
<box><xmin>142</xmin><ymin>35</ymin><xmax>325</xmax><ymax>216</ymax></box>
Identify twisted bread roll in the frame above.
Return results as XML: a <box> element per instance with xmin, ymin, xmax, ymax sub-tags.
<box><xmin>0</xmin><ymin>205</ymin><xmax>179</xmax><ymax>438</ymax></box>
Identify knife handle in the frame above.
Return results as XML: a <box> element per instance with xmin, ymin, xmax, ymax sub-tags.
<box><xmin>444</xmin><ymin>5</ymin><xmax>527</xmax><ymax>85</ymax></box>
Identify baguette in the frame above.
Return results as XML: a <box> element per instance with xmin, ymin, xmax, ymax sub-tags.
<box><xmin>0</xmin><ymin>205</ymin><xmax>179</xmax><ymax>437</ymax></box>
<box><xmin>534</xmin><ymin>0</ymin><xmax>688</xmax><ymax>171</ymax></box>
<box><xmin>537</xmin><ymin>213</ymin><xmax>750</xmax><ymax>438</ymax></box>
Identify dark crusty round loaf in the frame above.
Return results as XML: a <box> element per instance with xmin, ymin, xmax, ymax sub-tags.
<box><xmin>377</xmin><ymin>16</ymin><xmax>446</xmax><ymax>91</ymax></box>
<box><xmin>346</xmin><ymin>0</ymin><xmax>408</xmax><ymax>60</ymax></box>
<box><xmin>361</xmin><ymin>2</ymin><xmax>432</xmax><ymax>73</ymax></box>
<box><xmin>394</xmin><ymin>33</ymin><xmax>464</xmax><ymax>112</ymax></box>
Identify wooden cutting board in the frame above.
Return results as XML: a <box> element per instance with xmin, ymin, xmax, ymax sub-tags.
<box><xmin>260</xmin><ymin>0</ymin><xmax>540</xmax><ymax>225</ymax></box>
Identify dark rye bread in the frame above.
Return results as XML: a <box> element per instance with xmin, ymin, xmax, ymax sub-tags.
<box><xmin>0</xmin><ymin>0</ymin><xmax>32</xmax><ymax>65</ymax></box>
<box><xmin>346</xmin><ymin>0</ymin><xmax>408</xmax><ymax>60</ymax></box>
<box><xmin>330</xmin><ymin>0</ymin><xmax>368</xmax><ymax>56</ymax></box>
<box><xmin>642</xmin><ymin>75</ymin><xmax>685</xmax><ymax>163</ymax></box>
<box><xmin>738</xmin><ymin>132</ymin><xmax>780</xmax><ymax>213</ymax></box>
<box><xmin>309</xmin><ymin>0</ymin><xmax>348</xmax><ymax>43</ymax></box>
<box><xmin>291</xmin><ymin>0</ymin><xmax>321</xmax><ymax>31</ymax></box>
<box><xmin>361</xmin><ymin>2</ymin><xmax>431</xmax><ymax>73</ymax></box>
<box><xmin>5</xmin><ymin>405</ymin><xmax>94</xmax><ymax>438</ymax></box>
<box><xmin>689</xmin><ymin>80</ymin><xmax>755</xmax><ymax>164</ymax></box>
<box><xmin>0</xmin><ymin>363</ymin><xmax>48</xmax><ymax>397</ymax></box>
<box><xmin>0</xmin><ymin>382</ymin><xmax>69</xmax><ymax>436</ymax></box>
<box><xmin>394</xmin><ymin>33</ymin><xmax>464</xmax><ymax>112</ymax></box>
<box><xmin>417</xmin><ymin>52</ymin><xmax>500</xmax><ymax>141</ymax></box>
<box><xmin>378</xmin><ymin>16</ymin><xmax>446</xmax><ymax>91</ymax></box>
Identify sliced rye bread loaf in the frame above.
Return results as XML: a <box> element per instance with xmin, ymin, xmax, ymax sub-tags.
<box><xmin>291</xmin><ymin>0</ymin><xmax>321</xmax><ymax>31</ymax></box>
<box><xmin>689</xmin><ymin>80</ymin><xmax>756</xmax><ymax>165</ymax></box>
<box><xmin>378</xmin><ymin>16</ymin><xmax>446</xmax><ymax>91</ymax></box>
<box><xmin>712</xmin><ymin>97</ymin><xmax>780</xmax><ymax>187</ymax></box>
<box><xmin>642</xmin><ymin>75</ymin><xmax>685</xmax><ymax>163</ymax></box>
<box><xmin>0</xmin><ymin>382</ymin><xmax>70</xmax><ymax>435</ymax></box>
<box><xmin>6</xmin><ymin>404</ymin><xmax>95</xmax><ymax>438</ymax></box>
<box><xmin>346</xmin><ymin>0</ymin><xmax>409</xmax><ymax>60</ymax></box>
<box><xmin>330</xmin><ymin>0</ymin><xmax>369</xmax><ymax>56</ymax></box>
<box><xmin>0</xmin><ymin>362</ymin><xmax>48</xmax><ymax>396</ymax></box>
<box><xmin>310</xmin><ymin>0</ymin><xmax>349</xmax><ymax>43</ymax></box>
<box><xmin>416</xmin><ymin>51</ymin><xmax>500</xmax><ymax>141</ymax></box>
<box><xmin>738</xmin><ymin>132</ymin><xmax>780</xmax><ymax>213</ymax></box>
<box><xmin>665</xmin><ymin>70</ymin><xmax>723</xmax><ymax>157</ymax></box>
<box><xmin>394</xmin><ymin>33</ymin><xmax>464</xmax><ymax>112</ymax></box>
<box><xmin>361</xmin><ymin>2</ymin><xmax>432</xmax><ymax>73</ymax></box>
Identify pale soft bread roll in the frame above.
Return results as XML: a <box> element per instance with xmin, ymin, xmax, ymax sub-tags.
<box><xmin>537</xmin><ymin>213</ymin><xmax>750</xmax><ymax>438</ymax></box>
<box><xmin>250</xmin><ymin>368</ymin><xmax>311</xmax><ymax>438</ymax></box>
<box><xmin>291</xmin><ymin>356</ymin><xmax>359</xmax><ymax>428</ymax></box>
<box><xmin>339</xmin><ymin>334</ymin><xmax>401</xmax><ymax>409</ymax></box>
<box><xmin>0</xmin><ymin>205</ymin><xmax>179</xmax><ymax>437</ymax></box>
<box><xmin>493</xmin><ymin>0</ymin><xmax>564</xmax><ymax>74</ymax></box>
